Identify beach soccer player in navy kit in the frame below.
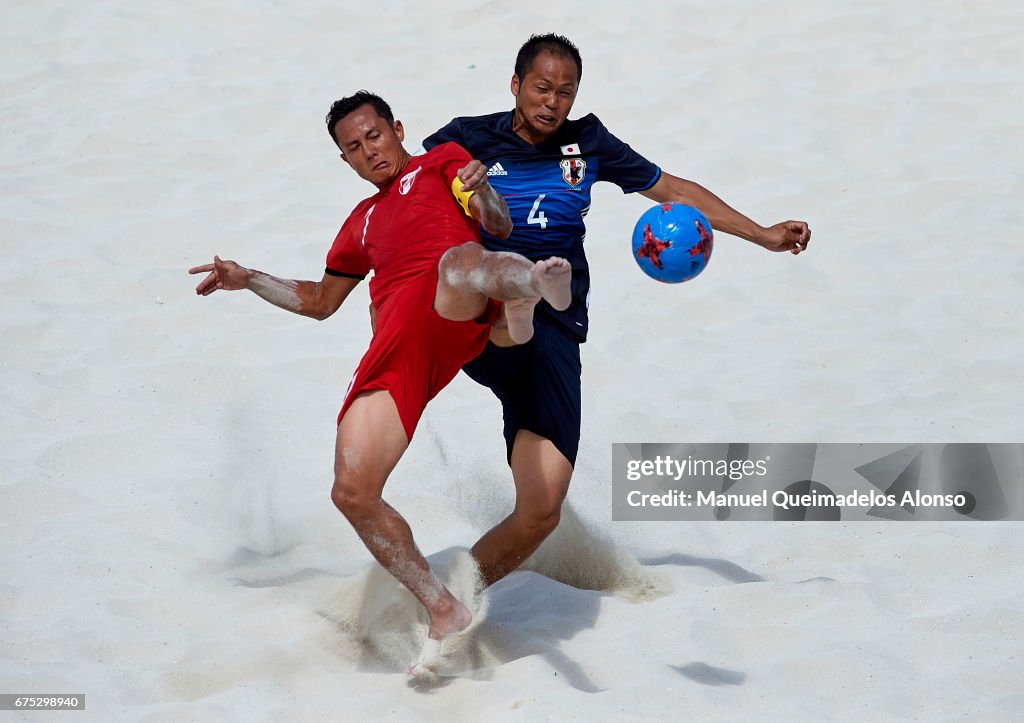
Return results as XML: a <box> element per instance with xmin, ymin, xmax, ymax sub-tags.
<box><xmin>424</xmin><ymin>34</ymin><xmax>812</xmax><ymax>587</ymax></box>
<box><xmin>190</xmin><ymin>91</ymin><xmax>572</xmax><ymax>653</ymax></box>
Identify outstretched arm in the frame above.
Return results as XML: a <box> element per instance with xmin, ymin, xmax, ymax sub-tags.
<box><xmin>188</xmin><ymin>255</ymin><xmax>360</xmax><ymax>320</ymax></box>
<box><xmin>458</xmin><ymin>160</ymin><xmax>513</xmax><ymax>239</ymax></box>
<box><xmin>640</xmin><ymin>172</ymin><xmax>810</xmax><ymax>254</ymax></box>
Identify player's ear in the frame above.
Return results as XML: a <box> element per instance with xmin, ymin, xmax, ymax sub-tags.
<box><xmin>510</xmin><ymin>74</ymin><xmax>521</xmax><ymax>98</ymax></box>
<box><xmin>393</xmin><ymin>120</ymin><xmax>405</xmax><ymax>143</ymax></box>
<box><xmin>339</xmin><ymin>151</ymin><xmax>350</xmax><ymax>167</ymax></box>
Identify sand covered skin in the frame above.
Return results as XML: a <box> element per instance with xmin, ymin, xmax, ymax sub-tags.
<box><xmin>2</xmin><ymin>0</ymin><xmax>1022</xmax><ymax>720</ymax></box>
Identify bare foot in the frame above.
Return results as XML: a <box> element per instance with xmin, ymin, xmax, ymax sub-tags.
<box><xmin>409</xmin><ymin>591</ymin><xmax>473</xmax><ymax>676</ymax></box>
<box><xmin>427</xmin><ymin>590</ymin><xmax>473</xmax><ymax>641</ymax></box>
<box><xmin>531</xmin><ymin>257</ymin><xmax>572</xmax><ymax>311</ymax></box>
<box><xmin>408</xmin><ymin>638</ymin><xmax>443</xmax><ymax>677</ymax></box>
<box><xmin>502</xmin><ymin>296</ymin><xmax>540</xmax><ymax>344</ymax></box>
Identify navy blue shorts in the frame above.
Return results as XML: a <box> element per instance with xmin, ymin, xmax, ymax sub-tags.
<box><xmin>462</xmin><ymin>316</ymin><xmax>582</xmax><ymax>467</ymax></box>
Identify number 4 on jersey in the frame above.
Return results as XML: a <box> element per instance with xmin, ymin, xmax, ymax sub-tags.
<box><xmin>527</xmin><ymin>194</ymin><xmax>547</xmax><ymax>229</ymax></box>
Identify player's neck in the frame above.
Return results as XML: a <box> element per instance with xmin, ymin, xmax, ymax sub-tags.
<box><xmin>375</xmin><ymin>151</ymin><xmax>413</xmax><ymax>190</ymax></box>
<box><xmin>511</xmin><ymin>109</ymin><xmax>553</xmax><ymax>146</ymax></box>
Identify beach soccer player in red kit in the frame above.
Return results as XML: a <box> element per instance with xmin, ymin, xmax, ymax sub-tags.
<box><xmin>189</xmin><ymin>91</ymin><xmax>572</xmax><ymax>665</ymax></box>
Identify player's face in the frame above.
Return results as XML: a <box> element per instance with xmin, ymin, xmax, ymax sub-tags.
<box><xmin>511</xmin><ymin>51</ymin><xmax>579</xmax><ymax>144</ymax></box>
<box><xmin>333</xmin><ymin>105</ymin><xmax>409</xmax><ymax>187</ymax></box>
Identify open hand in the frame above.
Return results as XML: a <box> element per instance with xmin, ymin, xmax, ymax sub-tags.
<box><xmin>188</xmin><ymin>255</ymin><xmax>250</xmax><ymax>295</ymax></box>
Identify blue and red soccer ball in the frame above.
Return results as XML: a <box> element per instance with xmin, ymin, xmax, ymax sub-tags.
<box><xmin>631</xmin><ymin>203</ymin><xmax>714</xmax><ymax>283</ymax></box>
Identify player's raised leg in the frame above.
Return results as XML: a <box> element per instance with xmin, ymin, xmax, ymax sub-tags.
<box><xmin>434</xmin><ymin>242</ymin><xmax>572</xmax><ymax>343</ymax></box>
<box><xmin>331</xmin><ymin>389</ymin><xmax>471</xmax><ymax>640</ymax></box>
<box><xmin>501</xmin><ymin>257</ymin><xmax>573</xmax><ymax>343</ymax></box>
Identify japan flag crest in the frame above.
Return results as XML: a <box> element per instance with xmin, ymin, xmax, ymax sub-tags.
<box><xmin>560</xmin><ymin>158</ymin><xmax>586</xmax><ymax>187</ymax></box>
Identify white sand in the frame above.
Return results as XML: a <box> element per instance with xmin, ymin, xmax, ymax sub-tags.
<box><xmin>2</xmin><ymin>0</ymin><xmax>1023</xmax><ymax>720</ymax></box>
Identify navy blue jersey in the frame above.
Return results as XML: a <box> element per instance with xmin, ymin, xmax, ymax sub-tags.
<box><xmin>422</xmin><ymin>111</ymin><xmax>660</xmax><ymax>340</ymax></box>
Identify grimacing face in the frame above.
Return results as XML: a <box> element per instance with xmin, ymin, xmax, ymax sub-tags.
<box><xmin>333</xmin><ymin>104</ymin><xmax>409</xmax><ymax>187</ymax></box>
<box><xmin>511</xmin><ymin>51</ymin><xmax>579</xmax><ymax>144</ymax></box>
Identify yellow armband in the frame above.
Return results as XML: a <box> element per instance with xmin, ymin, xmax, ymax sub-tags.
<box><xmin>450</xmin><ymin>177</ymin><xmax>475</xmax><ymax>217</ymax></box>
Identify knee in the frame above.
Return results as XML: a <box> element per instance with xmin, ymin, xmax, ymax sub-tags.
<box><xmin>538</xmin><ymin>509</ymin><xmax>562</xmax><ymax>539</ymax></box>
<box><xmin>438</xmin><ymin>241</ymin><xmax>482</xmax><ymax>277</ymax></box>
<box><xmin>520</xmin><ymin>499</ymin><xmax>563</xmax><ymax>538</ymax></box>
<box><xmin>330</xmin><ymin>474</ymin><xmax>376</xmax><ymax>522</ymax></box>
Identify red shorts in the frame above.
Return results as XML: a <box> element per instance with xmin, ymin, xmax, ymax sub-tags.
<box><xmin>337</xmin><ymin>270</ymin><xmax>500</xmax><ymax>440</ymax></box>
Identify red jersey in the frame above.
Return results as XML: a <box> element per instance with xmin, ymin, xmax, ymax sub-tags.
<box><xmin>325</xmin><ymin>142</ymin><xmax>480</xmax><ymax>309</ymax></box>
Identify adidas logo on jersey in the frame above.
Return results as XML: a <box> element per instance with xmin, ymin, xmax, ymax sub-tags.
<box><xmin>487</xmin><ymin>162</ymin><xmax>508</xmax><ymax>176</ymax></box>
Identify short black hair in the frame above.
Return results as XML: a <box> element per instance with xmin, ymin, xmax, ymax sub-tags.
<box><xmin>325</xmin><ymin>91</ymin><xmax>394</xmax><ymax>145</ymax></box>
<box><xmin>514</xmin><ymin>34</ymin><xmax>582</xmax><ymax>82</ymax></box>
